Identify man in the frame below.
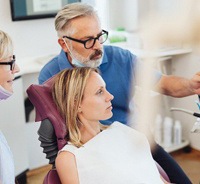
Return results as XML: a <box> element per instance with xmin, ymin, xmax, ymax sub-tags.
<box><xmin>39</xmin><ymin>2</ymin><xmax>200</xmax><ymax>183</ymax></box>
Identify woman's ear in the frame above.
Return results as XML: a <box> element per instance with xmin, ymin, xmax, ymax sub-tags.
<box><xmin>58</xmin><ymin>38</ymin><xmax>69</xmax><ymax>53</ymax></box>
<box><xmin>78</xmin><ymin>106</ymin><xmax>82</xmax><ymax>113</ymax></box>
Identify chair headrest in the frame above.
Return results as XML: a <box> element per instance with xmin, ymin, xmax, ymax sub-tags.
<box><xmin>26</xmin><ymin>76</ymin><xmax>67</xmax><ymax>150</ymax></box>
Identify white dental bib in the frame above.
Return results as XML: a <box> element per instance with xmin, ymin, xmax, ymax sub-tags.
<box><xmin>60</xmin><ymin>122</ymin><xmax>163</xmax><ymax>184</ymax></box>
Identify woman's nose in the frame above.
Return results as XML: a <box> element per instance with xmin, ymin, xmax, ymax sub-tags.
<box><xmin>13</xmin><ymin>64</ymin><xmax>20</xmax><ymax>73</ymax></box>
<box><xmin>110</xmin><ymin>93</ymin><xmax>114</xmax><ymax>101</ymax></box>
<box><xmin>106</xmin><ymin>91</ymin><xmax>114</xmax><ymax>101</ymax></box>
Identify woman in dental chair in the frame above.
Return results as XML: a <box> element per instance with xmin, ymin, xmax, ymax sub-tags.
<box><xmin>52</xmin><ymin>67</ymin><xmax>171</xmax><ymax>184</ymax></box>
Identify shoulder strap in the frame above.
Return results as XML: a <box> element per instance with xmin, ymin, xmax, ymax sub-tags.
<box><xmin>59</xmin><ymin>144</ymin><xmax>77</xmax><ymax>155</ymax></box>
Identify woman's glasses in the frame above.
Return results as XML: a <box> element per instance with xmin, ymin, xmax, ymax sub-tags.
<box><xmin>0</xmin><ymin>55</ymin><xmax>16</xmax><ymax>71</ymax></box>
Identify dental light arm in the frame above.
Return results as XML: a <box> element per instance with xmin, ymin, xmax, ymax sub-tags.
<box><xmin>170</xmin><ymin>107</ymin><xmax>200</xmax><ymax>133</ymax></box>
<box><xmin>170</xmin><ymin>107</ymin><xmax>200</xmax><ymax>118</ymax></box>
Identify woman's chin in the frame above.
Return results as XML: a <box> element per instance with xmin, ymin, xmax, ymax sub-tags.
<box><xmin>102</xmin><ymin>113</ymin><xmax>113</xmax><ymax>120</ymax></box>
<box><xmin>5</xmin><ymin>84</ymin><xmax>13</xmax><ymax>93</ymax></box>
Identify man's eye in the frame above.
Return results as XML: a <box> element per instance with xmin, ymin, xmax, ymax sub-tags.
<box><xmin>85</xmin><ymin>38</ymin><xmax>94</xmax><ymax>43</ymax></box>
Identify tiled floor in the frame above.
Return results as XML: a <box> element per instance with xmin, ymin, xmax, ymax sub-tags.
<box><xmin>26</xmin><ymin>148</ymin><xmax>200</xmax><ymax>184</ymax></box>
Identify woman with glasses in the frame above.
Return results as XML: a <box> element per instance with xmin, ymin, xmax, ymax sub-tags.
<box><xmin>0</xmin><ymin>30</ymin><xmax>20</xmax><ymax>184</ymax></box>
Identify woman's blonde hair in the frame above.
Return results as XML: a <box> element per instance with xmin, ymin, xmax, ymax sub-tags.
<box><xmin>52</xmin><ymin>67</ymin><xmax>99</xmax><ymax>147</ymax></box>
<box><xmin>0</xmin><ymin>30</ymin><xmax>13</xmax><ymax>60</ymax></box>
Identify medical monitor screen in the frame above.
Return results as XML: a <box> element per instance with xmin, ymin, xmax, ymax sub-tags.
<box><xmin>10</xmin><ymin>0</ymin><xmax>80</xmax><ymax>21</ymax></box>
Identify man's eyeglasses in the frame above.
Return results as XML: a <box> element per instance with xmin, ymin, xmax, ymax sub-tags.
<box><xmin>63</xmin><ymin>30</ymin><xmax>108</xmax><ymax>49</ymax></box>
<box><xmin>0</xmin><ymin>55</ymin><xmax>16</xmax><ymax>71</ymax></box>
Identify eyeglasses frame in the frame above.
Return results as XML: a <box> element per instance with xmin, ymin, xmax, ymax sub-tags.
<box><xmin>63</xmin><ymin>30</ymin><xmax>108</xmax><ymax>49</ymax></box>
<box><xmin>0</xmin><ymin>55</ymin><xmax>16</xmax><ymax>71</ymax></box>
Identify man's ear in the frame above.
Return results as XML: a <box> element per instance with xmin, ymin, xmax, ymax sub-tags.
<box><xmin>58</xmin><ymin>38</ymin><xmax>69</xmax><ymax>53</ymax></box>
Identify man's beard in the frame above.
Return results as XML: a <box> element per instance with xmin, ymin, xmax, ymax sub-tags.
<box><xmin>71</xmin><ymin>47</ymin><xmax>103</xmax><ymax>68</ymax></box>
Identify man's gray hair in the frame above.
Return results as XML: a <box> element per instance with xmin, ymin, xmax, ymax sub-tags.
<box><xmin>55</xmin><ymin>3</ymin><xmax>99</xmax><ymax>37</ymax></box>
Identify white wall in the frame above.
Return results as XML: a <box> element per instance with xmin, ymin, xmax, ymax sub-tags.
<box><xmin>170</xmin><ymin>53</ymin><xmax>200</xmax><ymax>150</ymax></box>
<box><xmin>0</xmin><ymin>0</ymin><xmax>108</xmax><ymax>60</ymax></box>
<box><xmin>0</xmin><ymin>0</ymin><xmax>110</xmax><ymax>171</ymax></box>
<box><xmin>1</xmin><ymin>1</ymin><xmax>200</xmax><ymax>173</ymax></box>
<box><xmin>0</xmin><ymin>0</ymin><xmax>60</xmax><ymax>60</ymax></box>
<box><xmin>108</xmin><ymin>0</ymin><xmax>138</xmax><ymax>31</ymax></box>
<box><xmin>0</xmin><ymin>0</ymin><xmax>62</xmax><ymax>171</ymax></box>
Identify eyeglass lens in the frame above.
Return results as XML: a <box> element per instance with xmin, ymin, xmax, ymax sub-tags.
<box><xmin>85</xmin><ymin>31</ymin><xmax>108</xmax><ymax>49</ymax></box>
<box><xmin>11</xmin><ymin>61</ymin><xmax>15</xmax><ymax>71</ymax></box>
<box><xmin>11</xmin><ymin>55</ymin><xmax>16</xmax><ymax>71</ymax></box>
<box><xmin>0</xmin><ymin>55</ymin><xmax>15</xmax><ymax>71</ymax></box>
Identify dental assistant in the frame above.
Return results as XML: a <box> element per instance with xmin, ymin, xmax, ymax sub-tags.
<box><xmin>0</xmin><ymin>30</ymin><xmax>20</xmax><ymax>184</ymax></box>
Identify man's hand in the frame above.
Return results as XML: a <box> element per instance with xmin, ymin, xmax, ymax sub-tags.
<box><xmin>189</xmin><ymin>72</ymin><xmax>200</xmax><ymax>95</ymax></box>
<box><xmin>156</xmin><ymin>72</ymin><xmax>200</xmax><ymax>97</ymax></box>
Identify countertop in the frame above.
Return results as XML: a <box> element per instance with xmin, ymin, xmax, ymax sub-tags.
<box><xmin>16</xmin><ymin>45</ymin><xmax>192</xmax><ymax>77</ymax></box>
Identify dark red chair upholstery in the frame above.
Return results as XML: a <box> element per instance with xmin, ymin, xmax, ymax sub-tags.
<box><xmin>27</xmin><ymin>76</ymin><xmax>65</xmax><ymax>184</ymax></box>
<box><xmin>43</xmin><ymin>169</ymin><xmax>61</xmax><ymax>184</ymax></box>
<box><xmin>26</xmin><ymin>75</ymin><xmax>170</xmax><ymax>183</ymax></box>
<box><xmin>27</xmin><ymin>76</ymin><xmax>67</xmax><ymax>150</ymax></box>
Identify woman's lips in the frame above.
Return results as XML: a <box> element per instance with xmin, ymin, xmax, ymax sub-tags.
<box><xmin>7</xmin><ymin>79</ymin><xmax>14</xmax><ymax>84</ymax></box>
<box><xmin>107</xmin><ymin>105</ymin><xmax>113</xmax><ymax>110</ymax></box>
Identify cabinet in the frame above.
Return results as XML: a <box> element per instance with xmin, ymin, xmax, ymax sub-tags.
<box><xmin>111</xmin><ymin>42</ymin><xmax>192</xmax><ymax>153</ymax></box>
<box><xmin>161</xmin><ymin>140</ymin><xmax>189</xmax><ymax>153</ymax></box>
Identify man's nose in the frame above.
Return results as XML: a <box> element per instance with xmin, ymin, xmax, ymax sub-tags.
<box><xmin>92</xmin><ymin>39</ymin><xmax>102</xmax><ymax>50</ymax></box>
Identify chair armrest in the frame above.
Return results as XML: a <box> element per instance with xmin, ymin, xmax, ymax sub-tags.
<box><xmin>156</xmin><ymin>162</ymin><xmax>170</xmax><ymax>182</ymax></box>
<box><xmin>43</xmin><ymin>169</ymin><xmax>61</xmax><ymax>184</ymax></box>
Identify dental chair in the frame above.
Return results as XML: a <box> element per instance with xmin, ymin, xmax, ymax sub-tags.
<box><xmin>27</xmin><ymin>76</ymin><xmax>63</xmax><ymax>184</ymax></box>
<box><xmin>26</xmin><ymin>75</ymin><xmax>170</xmax><ymax>184</ymax></box>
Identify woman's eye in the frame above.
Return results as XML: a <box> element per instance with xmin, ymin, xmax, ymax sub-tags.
<box><xmin>97</xmin><ymin>89</ymin><xmax>103</xmax><ymax>95</ymax></box>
